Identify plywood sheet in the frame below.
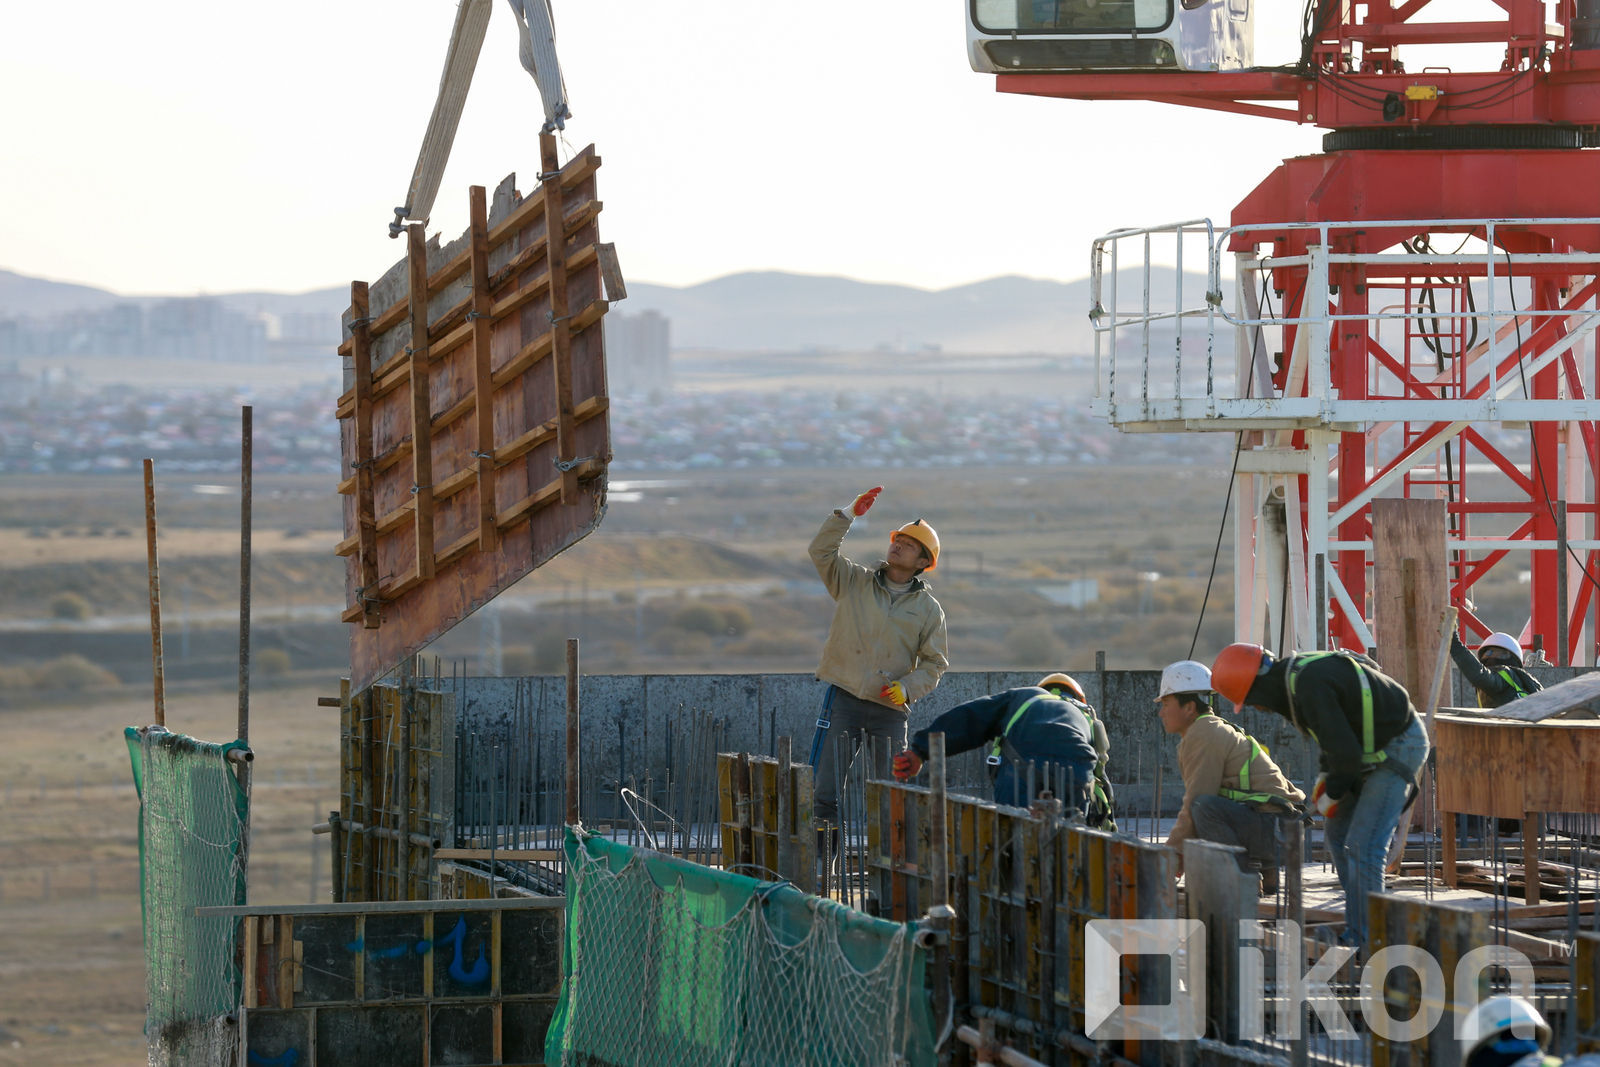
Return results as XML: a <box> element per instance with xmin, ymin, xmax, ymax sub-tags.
<box><xmin>336</xmin><ymin>142</ymin><xmax>612</xmax><ymax>691</ymax></box>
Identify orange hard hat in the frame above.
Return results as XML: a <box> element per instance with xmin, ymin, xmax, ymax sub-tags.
<box><xmin>1211</xmin><ymin>643</ymin><xmax>1271</xmax><ymax>707</ymax></box>
<box><xmin>1038</xmin><ymin>672</ymin><xmax>1086</xmax><ymax>702</ymax></box>
<box><xmin>892</xmin><ymin>519</ymin><xmax>940</xmax><ymax>570</ymax></box>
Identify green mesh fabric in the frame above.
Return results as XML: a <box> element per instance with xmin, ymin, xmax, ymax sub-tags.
<box><xmin>546</xmin><ymin>827</ymin><xmax>937</xmax><ymax>1067</ymax></box>
<box><xmin>125</xmin><ymin>726</ymin><xmax>249</xmax><ymax>1053</ymax></box>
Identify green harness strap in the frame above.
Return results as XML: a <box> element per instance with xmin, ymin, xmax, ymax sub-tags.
<box><xmin>1286</xmin><ymin>650</ymin><xmax>1386</xmax><ymax>765</ymax></box>
<box><xmin>1217</xmin><ymin>735</ymin><xmax>1283</xmax><ymax>805</ymax></box>
<box><xmin>989</xmin><ymin>694</ymin><xmax>1048</xmax><ymax>764</ymax></box>
<box><xmin>1497</xmin><ymin>666</ymin><xmax>1532</xmax><ymax>698</ymax></box>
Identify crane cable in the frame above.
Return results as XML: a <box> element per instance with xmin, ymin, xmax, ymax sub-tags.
<box><xmin>390</xmin><ymin>0</ymin><xmax>570</xmax><ymax>239</ymax></box>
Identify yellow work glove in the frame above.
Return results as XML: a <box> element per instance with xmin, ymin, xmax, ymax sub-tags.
<box><xmin>880</xmin><ymin>680</ymin><xmax>907</xmax><ymax>707</ymax></box>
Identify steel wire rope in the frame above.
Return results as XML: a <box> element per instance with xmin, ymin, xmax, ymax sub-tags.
<box><xmin>1500</xmin><ymin>249</ymin><xmax>1600</xmax><ymax>644</ymax></box>
<box><xmin>1188</xmin><ymin>270</ymin><xmax>1281</xmax><ymax>658</ymax></box>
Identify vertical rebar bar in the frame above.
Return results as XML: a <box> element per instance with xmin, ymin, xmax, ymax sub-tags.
<box><xmin>565</xmin><ymin>639</ymin><xmax>580</xmax><ymax>826</ymax></box>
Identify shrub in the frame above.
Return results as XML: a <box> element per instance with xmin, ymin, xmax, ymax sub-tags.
<box><xmin>256</xmin><ymin>648</ymin><xmax>292</xmax><ymax>676</ymax></box>
<box><xmin>50</xmin><ymin>592</ymin><xmax>92</xmax><ymax>621</ymax></box>
<box><xmin>671</xmin><ymin>603</ymin><xmax>725</xmax><ymax>637</ymax></box>
<box><xmin>32</xmin><ymin>654</ymin><xmax>118</xmax><ymax>690</ymax></box>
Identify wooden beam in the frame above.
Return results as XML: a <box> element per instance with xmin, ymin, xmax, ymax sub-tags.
<box><xmin>349</xmin><ymin>281</ymin><xmax>381</xmax><ymax>628</ymax></box>
<box><xmin>333</xmin><ymin>396</ymin><xmax>609</xmax><ymax>556</ymax></box>
<box><xmin>406</xmin><ymin>224</ymin><xmax>435</xmax><ymax>581</ymax></box>
<box><xmin>468</xmin><ymin>186</ymin><xmax>498</xmax><ymax>553</ymax></box>
<box><xmin>333</xmin><ymin>244</ymin><xmax>603</xmax><ymax>419</ymax></box>
<box><xmin>333</xmin><ymin>146</ymin><xmax>603</xmax><ymax>356</ymax></box>
<box><xmin>541</xmin><ymin>132</ymin><xmax>579</xmax><ymax>504</ymax></box>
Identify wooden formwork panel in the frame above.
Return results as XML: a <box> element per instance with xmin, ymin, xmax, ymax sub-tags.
<box><xmin>336</xmin><ymin>139</ymin><xmax>613</xmax><ymax>691</ymax></box>
<box><xmin>1368</xmin><ymin>895</ymin><xmax>1492</xmax><ymax>1067</ymax></box>
<box><xmin>716</xmin><ymin>752</ymin><xmax>816</xmax><ymax>883</ymax></box>
<box><xmin>339</xmin><ymin>678</ymin><xmax>455</xmax><ymax>902</ymax></box>
<box><xmin>865</xmin><ymin>781</ymin><xmax>1177</xmax><ymax>1066</ymax></box>
<box><xmin>1580</xmin><ymin>932</ymin><xmax>1600</xmax><ymax>1053</ymax></box>
<box><xmin>235</xmin><ymin>899</ymin><xmax>562</xmax><ymax>1066</ymax></box>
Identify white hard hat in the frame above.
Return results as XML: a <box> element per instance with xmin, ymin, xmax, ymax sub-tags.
<box><xmin>1479</xmin><ymin>632</ymin><xmax>1524</xmax><ymax>660</ymax></box>
<box><xmin>1459</xmin><ymin>995</ymin><xmax>1549</xmax><ymax>1066</ymax></box>
<box><xmin>1155</xmin><ymin>660</ymin><xmax>1213</xmax><ymax>701</ymax></box>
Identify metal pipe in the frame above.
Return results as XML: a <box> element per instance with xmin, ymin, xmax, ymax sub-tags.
<box><xmin>238</xmin><ymin>405</ymin><xmax>252</xmax><ymax>743</ymax></box>
<box><xmin>928</xmin><ymin>732</ymin><xmax>954</xmax><ymax>1065</ymax></box>
<box><xmin>312</xmin><ymin>819</ymin><xmax>439</xmax><ymax>849</ymax></box>
<box><xmin>954</xmin><ymin>1025</ymin><xmax>1047</xmax><ymax>1067</ymax></box>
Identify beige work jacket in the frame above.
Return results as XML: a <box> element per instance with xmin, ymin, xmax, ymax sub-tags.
<box><xmin>1166</xmin><ymin>713</ymin><xmax>1305</xmax><ymax>852</ymax></box>
<box><xmin>810</xmin><ymin>510</ymin><xmax>949</xmax><ymax>709</ymax></box>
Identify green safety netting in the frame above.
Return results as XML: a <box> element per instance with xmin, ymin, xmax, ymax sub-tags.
<box><xmin>125</xmin><ymin>726</ymin><xmax>249</xmax><ymax>1062</ymax></box>
<box><xmin>546</xmin><ymin>827</ymin><xmax>938</xmax><ymax>1067</ymax></box>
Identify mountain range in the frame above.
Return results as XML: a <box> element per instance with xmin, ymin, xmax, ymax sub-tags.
<box><xmin>0</xmin><ymin>265</ymin><xmax>1210</xmax><ymax>356</ymax></box>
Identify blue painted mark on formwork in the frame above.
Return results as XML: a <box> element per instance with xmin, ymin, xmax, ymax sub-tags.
<box><xmin>441</xmin><ymin>916</ymin><xmax>489</xmax><ymax>984</ymax></box>
<box><xmin>247</xmin><ymin>1049</ymin><xmax>300</xmax><ymax>1066</ymax></box>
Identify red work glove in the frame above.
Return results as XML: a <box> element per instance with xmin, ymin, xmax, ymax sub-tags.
<box><xmin>851</xmin><ymin>486</ymin><xmax>884</xmax><ymax>517</ymax></box>
<box><xmin>1310</xmin><ymin>774</ymin><xmax>1343</xmax><ymax>819</ymax></box>
<box><xmin>880</xmin><ymin>680</ymin><xmax>907</xmax><ymax>707</ymax></box>
<box><xmin>893</xmin><ymin>749</ymin><xmax>923</xmax><ymax>781</ymax></box>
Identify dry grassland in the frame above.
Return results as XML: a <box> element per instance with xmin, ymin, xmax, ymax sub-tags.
<box><xmin>0</xmin><ymin>682</ymin><xmax>342</xmax><ymax>1067</ymax></box>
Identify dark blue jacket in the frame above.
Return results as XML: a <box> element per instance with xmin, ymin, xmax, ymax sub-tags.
<box><xmin>910</xmin><ymin>686</ymin><xmax>1098</xmax><ymax>809</ymax></box>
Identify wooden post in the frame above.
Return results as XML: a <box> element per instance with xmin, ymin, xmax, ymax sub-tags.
<box><xmin>776</xmin><ymin>736</ymin><xmax>794</xmax><ymax>884</ymax></box>
<box><xmin>349</xmin><ymin>281</ymin><xmax>382</xmax><ymax>628</ymax></box>
<box><xmin>238</xmin><ymin>405</ymin><xmax>253</xmax><ymax>742</ymax></box>
<box><xmin>540</xmin><ymin>133</ymin><xmax>579</xmax><ymax>504</ymax></box>
<box><xmin>468</xmin><ymin>185</ymin><xmax>499</xmax><ymax>552</ymax></box>
<box><xmin>406</xmin><ymin>223</ymin><xmax>436</xmax><ymax>581</ymax></box>
<box><xmin>565</xmin><ymin>638</ymin><xmax>580</xmax><ymax>826</ymax></box>
<box><xmin>143</xmin><ymin>458</ymin><xmax>165</xmax><ymax>728</ymax></box>
<box><xmin>237</xmin><ymin>407</ymin><xmax>254</xmax><ymax>902</ymax></box>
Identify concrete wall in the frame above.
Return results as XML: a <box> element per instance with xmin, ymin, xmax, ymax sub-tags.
<box><xmin>437</xmin><ymin>663</ymin><xmax>1597</xmax><ymax>820</ymax></box>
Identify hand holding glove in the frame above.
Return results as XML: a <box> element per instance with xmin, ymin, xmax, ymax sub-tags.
<box><xmin>893</xmin><ymin>749</ymin><xmax>923</xmax><ymax>781</ymax></box>
<box><xmin>851</xmin><ymin>486</ymin><xmax>884</xmax><ymax>517</ymax></box>
<box><xmin>881</xmin><ymin>680</ymin><xmax>907</xmax><ymax>707</ymax></box>
<box><xmin>1310</xmin><ymin>774</ymin><xmax>1345</xmax><ymax>819</ymax></box>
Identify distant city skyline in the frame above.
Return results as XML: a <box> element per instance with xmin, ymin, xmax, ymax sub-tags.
<box><xmin>1</xmin><ymin>0</ymin><xmax>1340</xmax><ymax>300</ymax></box>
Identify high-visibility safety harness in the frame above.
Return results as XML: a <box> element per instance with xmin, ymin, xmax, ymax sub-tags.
<box><xmin>1285</xmin><ymin>650</ymin><xmax>1387</xmax><ymax>766</ymax></box>
<box><xmin>1479</xmin><ymin>666</ymin><xmax>1534</xmax><ymax>708</ymax></box>
<box><xmin>1216</xmin><ymin>733</ymin><xmax>1286</xmax><ymax>806</ymax></box>
<box><xmin>987</xmin><ymin>695</ymin><xmax>1047</xmax><ymax>766</ymax></box>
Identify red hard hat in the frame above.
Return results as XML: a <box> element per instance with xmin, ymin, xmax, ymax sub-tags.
<box><xmin>1212</xmin><ymin>643</ymin><xmax>1269</xmax><ymax>707</ymax></box>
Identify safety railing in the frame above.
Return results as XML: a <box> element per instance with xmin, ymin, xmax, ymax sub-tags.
<box><xmin>1090</xmin><ymin>217</ymin><xmax>1600</xmax><ymax>430</ymax></box>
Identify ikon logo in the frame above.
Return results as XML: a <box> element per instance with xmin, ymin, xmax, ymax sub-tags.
<box><xmin>1085</xmin><ymin>919</ymin><xmax>1536</xmax><ymax>1043</ymax></box>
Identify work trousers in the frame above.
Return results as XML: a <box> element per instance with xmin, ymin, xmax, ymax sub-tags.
<box><xmin>812</xmin><ymin>686</ymin><xmax>907</xmax><ymax>823</ymax></box>
<box><xmin>1190</xmin><ymin>794</ymin><xmax>1298</xmax><ymax>870</ymax></box>
<box><xmin>1325</xmin><ymin>715</ymin><xmax>1430</xmax><ymax>948</ymax></box>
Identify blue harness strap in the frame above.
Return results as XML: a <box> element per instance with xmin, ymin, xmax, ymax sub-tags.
<box><xmin>808</xmin><ymin>684</ymin><xmax>838</xmax><ymax>767</ymax></box>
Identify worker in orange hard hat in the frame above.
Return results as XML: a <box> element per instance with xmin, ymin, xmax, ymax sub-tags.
<box><xmin>892</xmin><ymin>673</ymin><xmax>1098</xmax><ymax>813</ymax></box>
<box><xmin>1211</xmin><ymin>642</ymin><xmax>1427</xmax><ymax>948</ymax></box>
<box><xmin>1449</xmin><ymin>628</ymin><xmax>1542</xmax><ymax>709</ymax></box>
<box><xmin>809</xmin><ymin>486</ymin><xmax>949</xmax><ymax>826</ymax></box>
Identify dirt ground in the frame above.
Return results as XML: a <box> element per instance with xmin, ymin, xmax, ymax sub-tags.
<box><xmin>0</xmin><ymin>681</ymin><xmax>342</xmax><ymax>1067</ymax></box>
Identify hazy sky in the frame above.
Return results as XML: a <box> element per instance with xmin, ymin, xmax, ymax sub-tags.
<box><xmin>2</xmin><ymin>1</ymin><xmax>1333</xmax><ymax>297</ymax></box>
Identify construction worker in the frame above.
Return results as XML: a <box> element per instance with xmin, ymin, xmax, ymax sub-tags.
<box><xmin>1040</xmin><ymin>672</ymin><xmax>1116</xmax><ymax>829</ymax></box>
<box><xmin>1450</xmin><ymin>629</ymin><xmax>1543</xmax><ymax>709</ymax></box>
<box><xmin>810</xmin><ymin>486</ymin><xmax>948</xmax><ymax>825</ymax></box>
<box><xmin>1459</xmin><ymin>994</ymin><xmax>1600</xmax><ymax>1066</ymax></box>
<box><xmin>1156</xmin><ymin>659</ymin><xmax>1305</xmax><ymax>894</ymax></box>
<box><xmin>892</xmin><ymin>676</ymin><xmax>1098</xmax><ymax>812</ymax></box>
<box><xmin>1211</xmin><ymin>643</ymin><xmax>1428</xmax><ymax>949</ymax></box>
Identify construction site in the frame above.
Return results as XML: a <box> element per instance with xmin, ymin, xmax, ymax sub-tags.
<box><xmin>73</xmin><ymin>0</ymin><xmax>1600</xmax><ymax>1064</ymax></box>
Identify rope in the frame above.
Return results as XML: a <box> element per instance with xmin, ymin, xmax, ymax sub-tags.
<box><xmin>504</xmin><ymin>0</ymin><xmax>570</xmax><ymax>133</ymax></box>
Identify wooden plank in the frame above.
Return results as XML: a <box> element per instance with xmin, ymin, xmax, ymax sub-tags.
<box><xmin>1459</xmin><ymin>666</ymin><xmax>1600</xmax><ymax>722</ymax></box>
<box><xmin>468</xmin><ymin>185</ymin><xmax>498</xmax><ymax>553</ymax></box>
<box><xmin>1372</xmin><ymin>498</ymin><xmax>1448</xmax><ymax>705</ymax></box>
<box><xmin>349</xmin><ymin>281</ymin><xmax>382</xmax><ymax>628</ymax></box>
<box><xmin>540</xmin><ymin>133</ymin><xmax>579</xmax><ymax>504</ymax></box>
<box><xmin>405</xmin><ymin>223</ymin><xmax>436</xmax><ymax>582</ymax></box>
